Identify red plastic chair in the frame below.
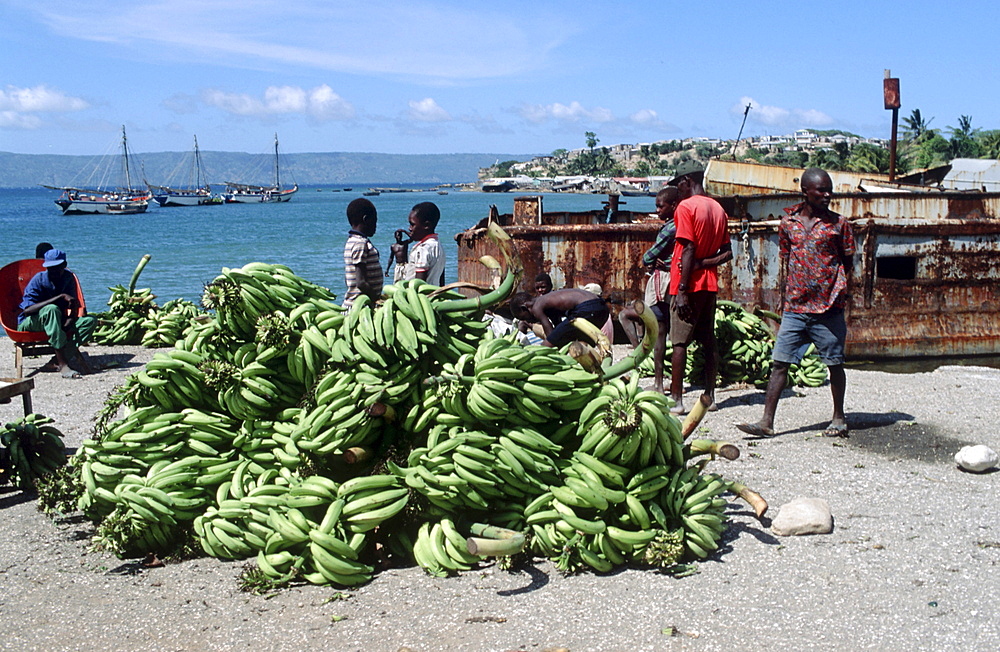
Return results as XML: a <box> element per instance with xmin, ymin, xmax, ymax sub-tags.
<box><xmin>0</xmin><ymin>259</ymin><xmax>87</xmax><ymax>378</ymax></box>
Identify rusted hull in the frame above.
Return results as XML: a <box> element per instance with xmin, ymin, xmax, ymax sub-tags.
<box><xmin>457</xmin><ymin>189</ymin><xmax>1000</xmax><ymax>360</ymax></box>
<box><xmin>723</xmin><ymin>191</ymin><xmax>1000</xmax><ymax>359</ymax></box>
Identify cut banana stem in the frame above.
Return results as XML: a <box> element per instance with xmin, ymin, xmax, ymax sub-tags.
<box><xmin>729</xmin><ymin>481</ymin><xmax>769</xmax><ymax>519</ymax></box>
<box><xmin>567</xmin><ymin>341</ymin><xmax>603</xmax><ymax>374</ymax></box>
<box><xmin>128</xmin><ymin>254</ymin><xmax>152</xmax><ymax>295</ymax></box>
<box><xmin>602</xmin><ymin>300</ymin><xmax>656</xmax><ymax>380</ymax></box>
<box><xmin>344</xmin><ymin>447</ymin><xmax>374</xmax><ymax>464</ymax></box>
<box><xmin>689</xmin><ymin>439</ymin><xmax>740</xmax><ymax>461</ymax></box>
<box><xmin>681</xmin><ymin>393</ymin><xmax>713</xmax><ymax>438</ymax></box>
<box><xmin>365</xmin><ymin>402</ymin><xmax>396</xmax><ymax>421</ymax></box>
<box><xmin>467</xmin><ymin>536</ymin><xmax>525</xmax><ymax>556</ymax></box>
<box><xmin>568</xmin><ymin>318</ymin><xmax>611</xmax><ymax>358</ymax></box>
<box><xmin>466</xmin><ymin>523</ymin><xmax>526</xmax><ymax>556</ymax></box>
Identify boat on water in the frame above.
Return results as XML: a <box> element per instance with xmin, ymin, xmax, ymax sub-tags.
<box><xmin>43</xmin><ymin>126</ymin><xmax>151</xmax><ymax>215</ymax></box>
<box><xmin>148</xmin><ymin>136</ymin><xmax>222</xmax><ymax>207</ymax></box>
<box><xmin>223</xmin><ymin>134</ymin><xmax>297</xmax><ymax>203</ymax></box>
<box><xmin>455</xmin><ymin>159</ymin><xmax>1000</xmax><ymax>360</ymax></box>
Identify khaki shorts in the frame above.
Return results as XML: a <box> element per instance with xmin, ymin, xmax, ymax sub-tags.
<box><xmin>669</xmin><ymin>291</ymin><xmax>717</xmax><ymax>346</ymax></box>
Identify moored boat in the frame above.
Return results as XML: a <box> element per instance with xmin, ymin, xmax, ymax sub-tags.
<box><xmin>223</xmin><ymin>134</ymin><xmax>297</xmax><ymax>203</ymax></box>
<box><xmin>149</xmin><ymin>136</ymin><xmax>223</xmax><ymax>207</ymax></box>
<box><xmin>44</xmin><ymin>126</ymin><xmax>151</xmax><ymax>215</ymax></box>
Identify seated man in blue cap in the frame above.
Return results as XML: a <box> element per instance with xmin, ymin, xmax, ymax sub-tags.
<box><xmin>17</xmin><ymin>248</ymin><xmax>97</xmax><ymax>377</ymax></box>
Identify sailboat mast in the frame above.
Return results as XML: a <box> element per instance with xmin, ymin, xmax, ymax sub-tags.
<box><xmin>121</xmin><ymin>125</ymin><xmax>134</xmax><ymax>191</ymax></box>
<box><xmin>273</xmin><ymin>133</ymin><xmax>280</xmax><ymax>190</ymax></box>
<box><xmin>194</xmin><ymin>135</ymin><xmax>203</xmax><ymax>188</ymax></box>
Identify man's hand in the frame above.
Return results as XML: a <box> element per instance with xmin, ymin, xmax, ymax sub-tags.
<box><xmin>673</xmin><ymin>291</ymin><xmax>692</xmax><ymax>322</ymax></box>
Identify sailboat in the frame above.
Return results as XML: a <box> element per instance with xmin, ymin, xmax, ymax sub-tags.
<box><xmin>223</xmin><ymin>134</ymin><xmax>298</xmax><ymax>203</ymax></box>
<box><xmin>44</xmin><ymin>126</ymin><xmax>152</xmax><ymax>215</ymax></box>
<box><xmin>148</xmin><ymin>135</ymin><xmax>222</xmax><ymax>207</ymax></box>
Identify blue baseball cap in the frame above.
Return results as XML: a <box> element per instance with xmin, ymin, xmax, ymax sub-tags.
<box><xmin>42</xmin><ymin>249</ymin><xmax>67</xmax><ymax>267</ymax></box>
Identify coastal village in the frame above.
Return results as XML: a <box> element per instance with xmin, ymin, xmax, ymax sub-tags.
<box><xmin>476</xmin><ymin>129</ymin><xmax>894</xmax><ymax>194</ymax></box>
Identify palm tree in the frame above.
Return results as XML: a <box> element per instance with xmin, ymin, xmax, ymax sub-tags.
<box><xmin>947</xmin><ymin>115</ymin><xmax>981</xmax><ymax>159</ymax></box>
<box><xmin>902</xmin><ymin>109</ymin><xmax>933</xmax><ymax>141</ymax></box>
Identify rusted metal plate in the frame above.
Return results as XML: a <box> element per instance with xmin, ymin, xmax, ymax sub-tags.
<box><xmin>706</xmin><ymin>160</ymin><xmax>891</xmax><ymax>196</ymax></box>
<box><xmin>724</xmin><ymin>192</ymin><xmax>1000</xmax><ymax>358</ymax></box>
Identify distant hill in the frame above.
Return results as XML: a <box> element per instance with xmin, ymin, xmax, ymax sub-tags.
<box><xmin>0</xmin><ymin>151</ymin><xmax>532</xmax><ymax>189</ymax></box>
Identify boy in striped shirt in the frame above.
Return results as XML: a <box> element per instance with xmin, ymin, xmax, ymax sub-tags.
<box><xmin>343</xmin><ymin>198</ymin><xmax>383</xmax><ymax>308</ymax></box>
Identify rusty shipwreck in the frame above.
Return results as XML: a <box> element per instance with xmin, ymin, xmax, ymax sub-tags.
<box><xmin>455</xmin><ymin>159</ymin><xmax>1000</xmax><ymax>359</ymax></box>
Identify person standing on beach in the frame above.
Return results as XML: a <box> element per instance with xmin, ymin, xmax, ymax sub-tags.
<box><xmin>736</xmin><ymin>168</ymin><xmax>856</xmax><ymax>438</ymax></box>
<box><xmin>342</xmin><ymin>198</ymin><xmax>383</xmax><ymax>308</ymax></box>
<box><xmin>620</xmin><ymin>185</ymin><xmax>679</xmax><ymax>392</ymax></box>
<box><xmin>397</xmin><ymin>202</ymin><xmax>445</xmax><ymax>286</ymax></box>
<box><xmin>17</xmin><ymin>249</ymin><xmax>97</xmax><ymax>377</ymax></box>
<box><xmin>667</xmin><ymin>162</ymin><xmax>732</xmax><ymax>415</ymax></box>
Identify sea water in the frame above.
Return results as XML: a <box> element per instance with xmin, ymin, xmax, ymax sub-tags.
<box><xmin>1</xmin><ymin>187</ymin><xmax>655</xmax><ymax>306</ymax></box>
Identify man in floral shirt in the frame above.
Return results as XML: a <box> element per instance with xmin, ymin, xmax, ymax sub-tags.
<box><xmin>737</xmin><ymin>168</ymin><xmax>856</xmax><ymax>438</ymax></box>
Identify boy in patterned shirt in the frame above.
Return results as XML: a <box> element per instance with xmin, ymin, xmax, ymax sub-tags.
<box><xmin>736</xmin><ymin>168</ymin><xmax>856</xmax><ymax>438</ymax></box>
<box><xmin>343</xmin><ymin>198</ymin><xmax>383</xmax><ymax>308</ymax></box>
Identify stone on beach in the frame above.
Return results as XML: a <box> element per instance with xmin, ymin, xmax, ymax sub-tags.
<box><xmin>770</xmin><ymin>496</ymin><xmax>833</xmax><ymax>536</ymax></box>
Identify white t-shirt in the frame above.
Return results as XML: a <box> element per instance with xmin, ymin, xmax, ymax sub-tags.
<box><xmin>402</xmin><ymin>234</ymin><xmax>445</xmax><ymax>285</ymax></box>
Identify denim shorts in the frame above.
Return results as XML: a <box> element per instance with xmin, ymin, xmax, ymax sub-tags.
<box><xmin>772</xmin><ymin>309</ymin><xmax>847</xmax><ymax>366</ymax></box>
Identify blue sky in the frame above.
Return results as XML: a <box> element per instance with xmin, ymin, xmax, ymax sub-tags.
<box><xmin>2</xmin><ymin>0</ymin><xmax>999</xmax><ymax>157</ymax></box>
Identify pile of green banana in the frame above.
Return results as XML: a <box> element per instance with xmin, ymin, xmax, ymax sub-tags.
<box><xmin>50</xmin><ymin>237</ymin><xmax>764</xmax><ymax>586</ymax></box>
<box><xmin>92</xmin><ymin>285</ymin><xmax>157</xmax><ymax>345</ymax></box>
<box><xmin>639</xmin><ymin>300</ymin><xmax>828</xmax><ymax>388</ymax></box>
<box><xmin>0</xmin><ymin>414</ymin><xmax>66</xmax><ymax>490</ymax></box>
<box><xmin>140</xmin><ymin>298</ymin><xmax>206</xmax><ymax>348</ymax></box>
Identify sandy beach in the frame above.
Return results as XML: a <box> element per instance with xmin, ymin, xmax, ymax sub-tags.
<box><xmin>2</xmin><ymin>338</ymin><xmax>999</xmax><ymax>652</ymax></box>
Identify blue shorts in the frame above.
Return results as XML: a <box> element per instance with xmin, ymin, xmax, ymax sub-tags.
<box><xmin>772</xmin><ymin>309</ymin><xmax>847</xmax><ymax>366</ymax></box>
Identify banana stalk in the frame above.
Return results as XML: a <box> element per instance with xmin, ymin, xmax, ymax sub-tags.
<box><xmin>127</xmin><ymin>254</ymin><xmax>152</xmax><ymax>295</ymax></box>
<box><xmin>688</xmin><ymin>439</ymin><xmax>740</xmax><ymax>461</ymax></box>
<box><xmin>728</xmin><ymin>480</ymin><xmax>768</xmax><ymax>519</ymax></box>
<box><xmin>434</xmin><ymin>222</ymin><xmax>523</xmax><ymax>314</ymax></box>
<box><xmin>601</xmin><ymin>300</ymin><xmax>657</xmax><ymax>380</ymax></box>
<box><xmin>466</xmin><ymin>523</ymin><xmax>526</xmax><ymax>557</ymax></box>
<box><xmin>681</xmin><ymin>393</ymin><xmax>714</xmax><ymax>438</ymax></box>
<box><xmin>344</xmin><ymin>447</ymin><xmax>374</xmax><ymax>464</ymax></box>
<box><xmin>567</xmin><ymin>318</ymin><xmax>611</xmax><ymax>359</ymax></box>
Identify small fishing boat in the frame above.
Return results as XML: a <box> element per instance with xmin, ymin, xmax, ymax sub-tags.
<box><xmin>44</xmin><ymin>126</ymin><xmax>151</xmax><ymax>215</ymax></box>
<box><xmin>148</xmin><ymin>136</ymin><xmax>222</xmax><ymax>207</ymax></box>
<box><xmin>223</xmin><ymin>134</ymin><xmax>298</xmax><ymax>203</ymax></box>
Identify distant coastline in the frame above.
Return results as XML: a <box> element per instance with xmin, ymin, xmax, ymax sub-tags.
<box><xmin>0</xmin><ymin>151</ymin><xmax>533</xmax><ymax>190</ymax></box>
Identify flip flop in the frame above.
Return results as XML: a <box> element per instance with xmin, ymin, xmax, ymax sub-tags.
<box><xmin>735</xmin><ymin>422</ymin><xmax>776</xmax><ymax>438</ymax></box>
<box><xmin>61</xmin><ymin>370</ymin><xmax>83</xmax><ymax>379</ymax></box>
<box><xmin>822</xmin><ymin>423</ymin><xmax>849</xmax><ymax>438</ymax></box>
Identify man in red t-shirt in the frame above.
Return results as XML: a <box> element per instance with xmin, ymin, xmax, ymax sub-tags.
<box><xmin>736</xmin><ymin>167</ymin><xmax>855</xmax><ymax>438</ymax></box>
<box><xmin>667</xmin><ymin>162</ymin><xmax>732</xmax><ymax>414</ymax></box>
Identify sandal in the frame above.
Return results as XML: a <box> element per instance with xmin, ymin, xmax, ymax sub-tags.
<box><xmin>822</xmin><ymin>423</ymin><xmax>849</xmax><ymax>438</ymax></box>
<box><xmin>735</xmin><ymin>422</ymin><xmax>776</xmax><ymax>438</ymax></box>
<box><xmin>61</xmin><ymin>369</ymin><xmax>83</xmax><ymax>379</ymax></box>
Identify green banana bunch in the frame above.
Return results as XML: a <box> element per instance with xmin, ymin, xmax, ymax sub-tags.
<box><xmin>576</xmin><ymin>374</ymin><xmax>684</xmax><ymax>470</ymax></box>
<box><xmin>0</xmin><ymin>414</ymin><xmax>66</xmax><ymax>490</ymax></box>
<box><xmin>140</xmin><ymin>298</ymin><xmax>205</xmax><ymax>348</ymax></box>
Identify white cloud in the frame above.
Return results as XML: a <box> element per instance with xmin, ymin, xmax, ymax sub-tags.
<box><xmin>733</xmin><ymin>96</ymin><xmax>833</xmax><ymax>129</ymax></box>
<box><xmin>0</xmin><ymin>84</ymin><xmax>89</xmax><ymax>113</ymax></box>
<box><xmin>518</xmin><ymin>101</ymin><xmax>615</xmax><ymax>124</ymax></box>
<box><xmin>0</xmin><ymin>111</ymin><xmax>43</xmax><ymax>129</ymax></box>
<box><xmin>408</xmin><ymin>98</ymin><xmax>451</xmax><ymax>122</ymax></box>
<box><xmin>203</xmin><ymin>84</ymin><xmax>354</xmax><ymax>120</ymax></box>
<box><xmin>29</xmin><ymin>1</ymin><xmax>576</xmax><ymax>82</ymax></box>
